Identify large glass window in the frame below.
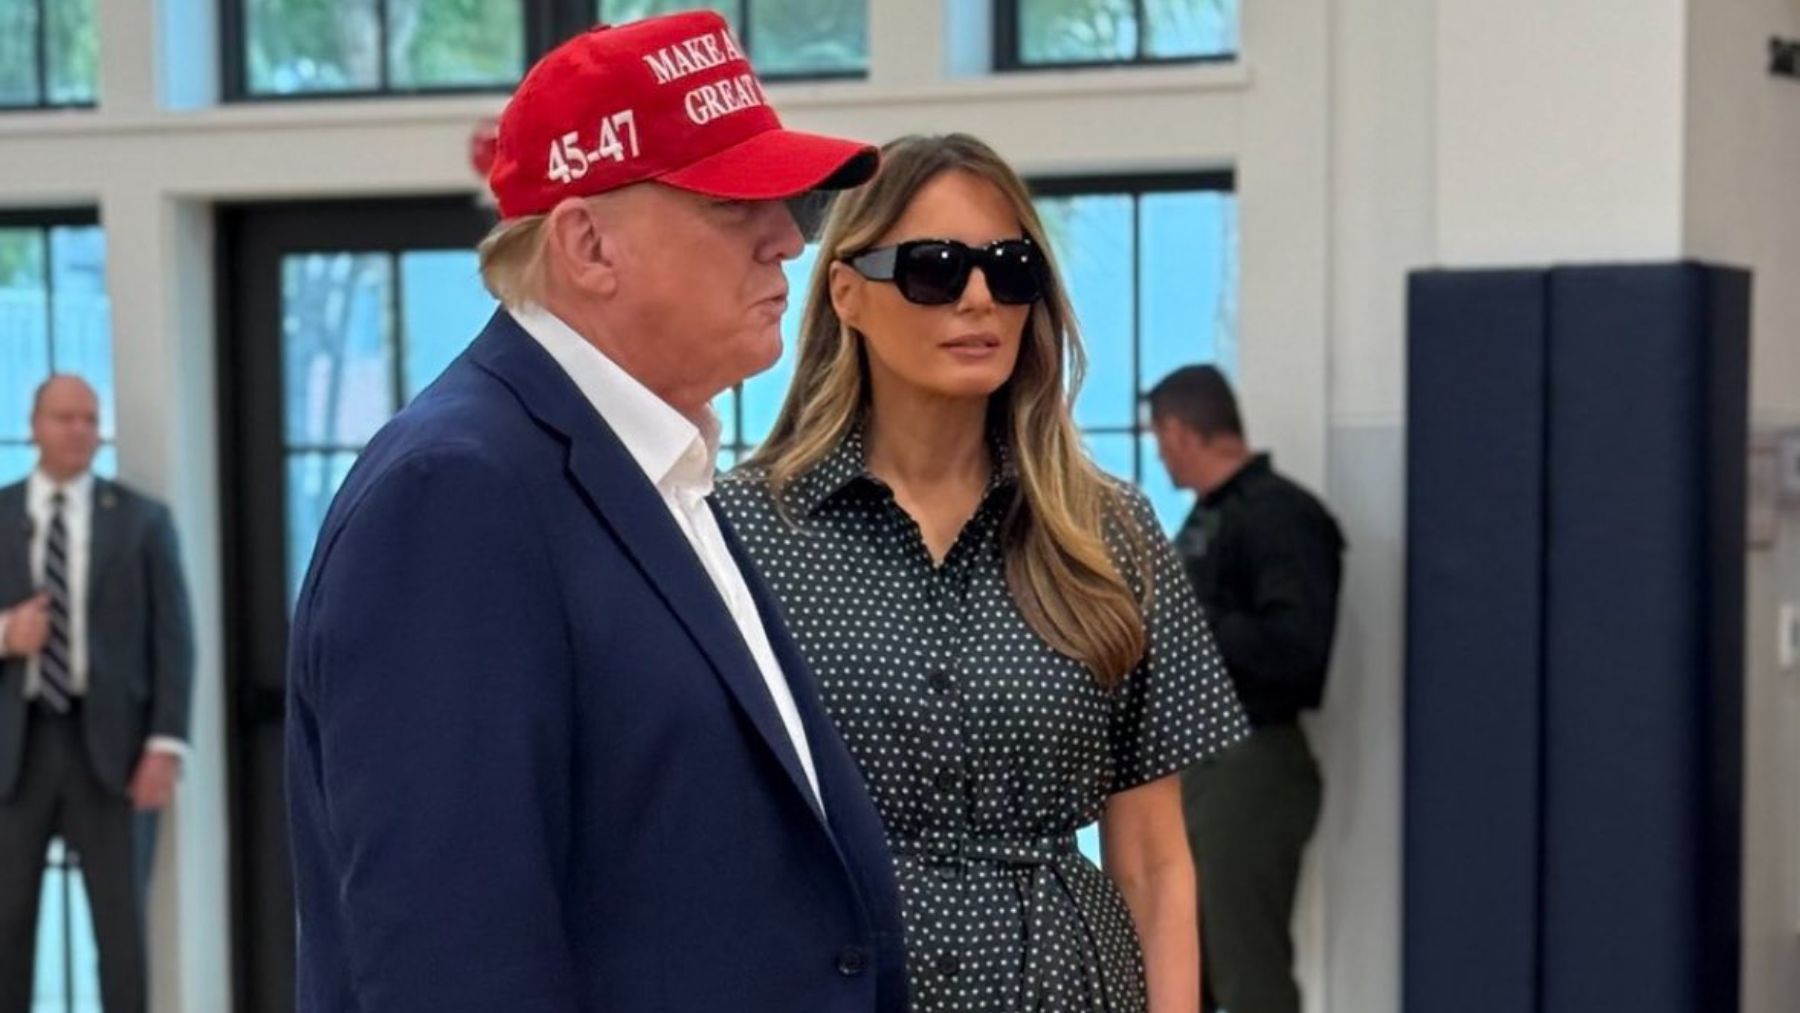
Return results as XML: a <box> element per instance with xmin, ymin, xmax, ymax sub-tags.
<box><xmin>236</xmin><ymin>0</ymin><xmax>527</xmax><ymax>96</ymax></box>
<box><xmin>598</xmin><ymin>0</ymin><xmax>867</xmax><ymax>79</ymax></box>
<box><xmin>280</xmin><ymin>248</ymin><xmax>497</xmax><ymax>603</ymax></box>
<box><xmin>0</xmin><ymin>212</ymin><xmax>114</xmax><ymax>480</ymax></box>
<box><xmin>996</xmin><ymin>0</ymin><xmax>1239</xmax><ymax>70</ymax></box>
<box><xmin>0</xmin><ymin>0</ymin><xmax>98</xmax><ymax>108</ymax></box>
<box><xmin>1033</xmin><ymin>174</ymin><xmax>1237</xmax><ymax>533</ymax></box>
<box><xmin>32</xmin><ymin>840</ymin><xmax>98</xmax><ymax>1013</ymax></box>
<box><xmin>0</xmin><ymin>210</ymin><xmax>112</xmax><ymax>1013</ymax></box>
<box><xmin>229</xmin><ymin>0</ymin><xmax>866</xmax><ymax>99</ymax></box>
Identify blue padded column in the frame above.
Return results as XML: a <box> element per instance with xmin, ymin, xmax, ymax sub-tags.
<box><xmin>1404</xmin><ymin>269</ymin><xmax>1551</xmax><ymax>1013</ymax></box>
<box><xmin>1539</xmin><ymin>263</ymin><xmax>1747</xmax><ymax>1013</ymax></box>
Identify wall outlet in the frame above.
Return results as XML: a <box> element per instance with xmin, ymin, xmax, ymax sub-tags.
<box><xmin>1781</xmin><ymin>602</ymin><xmax>1800</xmax><ymax>673</ymax></box>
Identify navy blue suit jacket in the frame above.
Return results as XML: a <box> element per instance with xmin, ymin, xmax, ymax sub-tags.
<box><xmin>286</xmin><ymin>311</ymin><xmax>906</xmax><ymax>1012</ymax></box>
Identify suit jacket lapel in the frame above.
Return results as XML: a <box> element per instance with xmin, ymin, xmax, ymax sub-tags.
<box><xmin>0</xmin><ymin>484</ymin><xmax>27</xmax><ymax>592</ymax></box>
<box><xmin>710</xmin><ymin>502</ymin><xmax>847</xmax><ymax>810</ymax></box>
<box><xmin>468</xmin><ymin>311</ymin><xmax>825</xmax><ymax>825</ymax></box>
<box><xmin>88</xmin><ymin>479</ymin><xmax>124</xmax><ymax>593</ymax></box>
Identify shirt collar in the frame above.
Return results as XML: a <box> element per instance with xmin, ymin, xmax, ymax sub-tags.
<box><xmin>510</xmin><ymin>304</ymin><xmax>719</xmax><ymax>495</ymax></box>
<box><xmin>28</xmin><ymin>469</ymin><xmax>94</xmax><ymax>512</ymax></box>
<box><xmin>786</xmin><ymin>420</ymin><xmax>1019</xmax><ymax>518</ymax></box>
<box><xmin>1201</xmin><ymin>452</ymin><xmax>1272</xmax><ymax>508</ymax></box>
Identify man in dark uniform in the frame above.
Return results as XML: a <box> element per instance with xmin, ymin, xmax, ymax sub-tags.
<box><xmin>1146</xmin><ymin>365</ymin><xmax>1346</xmax><ymax>1013</ymax></box>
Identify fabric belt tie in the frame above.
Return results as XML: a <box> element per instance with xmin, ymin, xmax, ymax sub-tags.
<box><xmin>896</xmin><ymin>833</ymin><xmax>1112</xmax><ymax>1011</ymax></box>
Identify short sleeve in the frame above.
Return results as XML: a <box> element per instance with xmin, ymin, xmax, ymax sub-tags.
<box><xmin>1106</xmin><ymin>485</ymin><xmax>1251</xmax><ymax>793</ymax></box>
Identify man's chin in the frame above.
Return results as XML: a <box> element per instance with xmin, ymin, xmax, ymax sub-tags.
<box><xmin>738</xmin><ymin>331</ymin><xmax>784</xmax><ymax>379</ymax></box>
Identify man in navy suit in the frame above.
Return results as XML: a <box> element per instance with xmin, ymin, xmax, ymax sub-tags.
<box><xmin>285</xmin><ymin>12</ymin><xmax>904</xmax><ymax>1012</ymax></box>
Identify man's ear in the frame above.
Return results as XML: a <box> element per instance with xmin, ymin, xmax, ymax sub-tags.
<box><xmin>545</xmin><ymin>197</ymin><xmax>620</xmax><ymax>298</ymax></box>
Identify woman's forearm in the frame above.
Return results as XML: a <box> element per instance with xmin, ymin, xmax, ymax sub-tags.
<box><xmin>1119</xmin><ymin>857</ymin><xmax>1200</xmax><ymax>1013</ymax></box>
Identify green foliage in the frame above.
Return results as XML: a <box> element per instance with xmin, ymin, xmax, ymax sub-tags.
<box><xmin>393</xmin><ymin>0</ymin><xmax>524</xmax><ymax>88</ymax></box>
<box><xmin>247</xmin><ymin>0</ymin><xmax>525</xmax><ymax>92</ymax></box>
<box><xmin>0</xmin><ymin>0</ymin><xmax>99</xmax><ymax>105</ymax></box>
<box><xmin>750</xmin><ymin>0</ymin><xmax>864</xmax><ymax>75</ymax></box>
<box><xmin>0</xmin><ymin>230</ymin><xmax>44</xmax><ymax>290</ymax></box>
<box><xmin>600</xmin><ymin>0</ymin><xmax>736</xmax><ymax>29</ymax></box>
<box><xmin>46</xmin><ymin>0</ymin><xmax>96</xmax><ymax>101</ymax></box>
<box><xmin>600</xmin><ymin>0</ymin><xmax>865</xmax><ymax>75</ymax></box>
<box><xmin>1018</xmin><ymin>0</ymin><xmax>1236</xmax><ymax>63</ymax></box>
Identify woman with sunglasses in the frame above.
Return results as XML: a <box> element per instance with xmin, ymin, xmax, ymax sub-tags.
<box><xmin>715</xmin><ymin>134</ymin><xmax>1249</xmax><ymax>1013</ymax></box>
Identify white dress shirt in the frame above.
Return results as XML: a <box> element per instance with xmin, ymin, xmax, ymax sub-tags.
<box><xmin>0</xmin><ymin>469</ymin><xmax>185</xmax><ymax>759</ymax></box>
<box><xmin>511</xmin><ymin>305</ymin><xmax>823</xmax><ymax>808</ymax></box>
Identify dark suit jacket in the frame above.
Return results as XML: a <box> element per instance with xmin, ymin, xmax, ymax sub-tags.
<box><xmin>0</xmin><ymin>478</ymin><xmax>195</xmax><ymax>798</ymax></box>
<box><xmin>285</xmin><ymin>310</ymin><xmax>907</xmax><ymax>1013</ymax></box>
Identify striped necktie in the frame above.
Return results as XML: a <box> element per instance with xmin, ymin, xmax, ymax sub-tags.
<box><xmin>38</xmin><ymin>490</ymin><xmax>75</xmax><ymax>712</ymax></box>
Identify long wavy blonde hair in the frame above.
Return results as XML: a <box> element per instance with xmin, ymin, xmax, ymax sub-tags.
<box><xmin>744</xmin><ymin>133</ymin><xmax>1150</xmax><ymax>687</ymax></box>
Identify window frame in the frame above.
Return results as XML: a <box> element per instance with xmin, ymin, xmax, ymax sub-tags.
<box><xmin>1027</xmin><ymin>170</ymin><xmax>1235</xmax><ymax>485</ymax></box>
<box><xmin>220</xmin><ymin>0</ymin><xmax>571</xmax><ymax>101</ymax></box>
<box><xmin>597</xmin><ymin>0</ymin><xmax>869</xmax><ymax>83</ymax></box>
<box><xmin>0</xmin><ymin>0</ymin><xmax>99</xmax><ymax>112</ymax></box>
<box><xmin>221</xmin><ymin>0</ymin><xmax>865</xmax><ymax>103</ymax></box>
<box><xmin>0</xmin><ymin>206</ymin><xmax>112</xmax><ymax>471</ymax></box>
<box><xmin>991</xmin><ymin>0</ymin><xmax>1239</xmax><ymax>73</ymax></box>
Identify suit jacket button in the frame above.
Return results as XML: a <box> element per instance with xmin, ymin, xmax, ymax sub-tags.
<box><xmin>836</xmin><ymin>946</ymin><xmax>867</xmax><ymax>976</ymax></box>
<box><xmin>937</xmin><ymin>952</ymin><xmax>961</xmax><ymax>976</ymax></box>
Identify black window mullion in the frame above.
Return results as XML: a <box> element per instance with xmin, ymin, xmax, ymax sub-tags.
<box><xmin>529</xmin><ymin>0</ymin><xmax>589</xmax><ymax>57</ymax></box>
<box><xmin>992</xmin><ymin>0</ymin><xmax>1016</xmax><ymax>72</ymax></box>
<box><xmin>376</xmin><ymin>0</ymin><xmax>393</xmax><ymax>90</ymax></box>
<box><xmin>737</xmin><ymin>0</ymin><xmax>753</xmax><ymax>56</ymax></box>
<box><xmin>220</xmin><ymin>0</ymin><xmax>246</xmax><ymax>99</ymax></box>
<box><xmin>34</xmin><ymin>0</ymin><xmax>48</xmax><ymax>106</ymax></box>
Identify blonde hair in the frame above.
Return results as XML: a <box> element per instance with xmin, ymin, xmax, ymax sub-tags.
<box><xmin>477</xmin><ymin>214</ymin><xmax>550</xmax><ymax>306</ymax></box>
<box><xmin>744</xmin><ymin>133</ymin><xmax>1150</xmax><ymax>687</ymax></box>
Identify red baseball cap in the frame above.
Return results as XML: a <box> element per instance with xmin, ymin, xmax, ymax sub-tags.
<box><xmin>488</xmin><ymin>11</ymin><xmax>879</xmax><ymax>219</ymax></box>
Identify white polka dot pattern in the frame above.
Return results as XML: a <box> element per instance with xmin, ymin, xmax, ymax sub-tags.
<box><xmin>715</xmin><ymin>427</ymin><xmax>1249</xmax><ymax>1012</ymax></box>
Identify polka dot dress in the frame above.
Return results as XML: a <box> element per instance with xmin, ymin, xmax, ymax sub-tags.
<box><xmin>715</xmin><ymin>426</ymin><xmax>1250</xmax><ymax>1013</ymax></box>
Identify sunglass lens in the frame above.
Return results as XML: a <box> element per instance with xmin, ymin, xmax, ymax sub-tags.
<box><xmin>895</xmin><ymin>242</ymin><xmax>968</xmax><ymax>305</ymax></box>
<box><xmin>983</xmin><ymin>242</ymin><xmax>1045</xmax><ymax>305</ymax></box>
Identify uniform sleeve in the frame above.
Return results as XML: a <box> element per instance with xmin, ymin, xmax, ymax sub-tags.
<box><xmin>1107</xmin><ymin>486</ymin><xmax>1251</xmax><ymax>793</ymax></box>
<box><xmin>1204</xmin><ymin>494</ymin><xmax>1344</xmax><ymax>700</ymax></box>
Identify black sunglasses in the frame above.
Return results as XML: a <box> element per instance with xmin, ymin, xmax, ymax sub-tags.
<box><xmin>844</xmin><ymin>237</ymin><xmax>1047</xmax><ymax>306</ymax></box>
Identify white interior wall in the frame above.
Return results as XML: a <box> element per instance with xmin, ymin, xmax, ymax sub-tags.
<box><xmin>1316</xmin><ymin>0</ymin><xmax>1437</xmax><ymax>1011</ymax></box>
<box><xmin>1433</xmin><ymin>0</ymin><xmax>1690</xmax><ymax>266</ymax></box>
